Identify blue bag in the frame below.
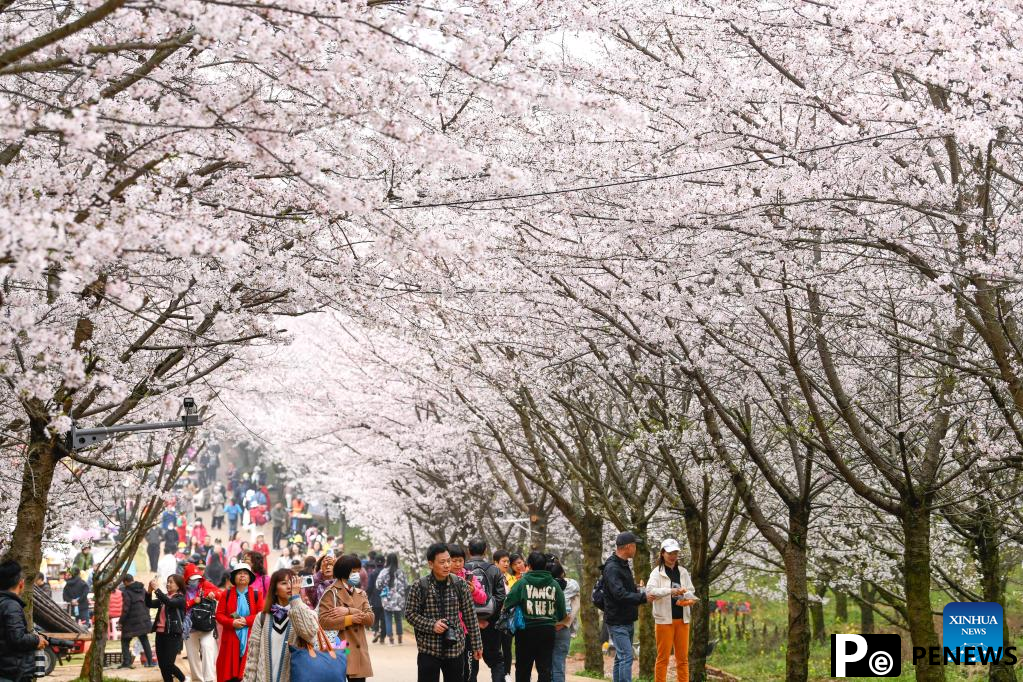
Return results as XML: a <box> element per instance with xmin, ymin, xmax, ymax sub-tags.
<box><xmin>289</xmin><ymin>627</ymin><xmax>347</xmax><ymax>682</ymax></box>
<box><xmin>495</xmin><ymin>604</ymin><xmax>526</xmax><ymax>635</ymax></box>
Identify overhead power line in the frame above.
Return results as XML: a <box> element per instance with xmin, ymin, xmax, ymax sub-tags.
<box><xmin>387</xmin><ymin>126</ymin><xmax>920</xmax><ymax>211</ymax></box>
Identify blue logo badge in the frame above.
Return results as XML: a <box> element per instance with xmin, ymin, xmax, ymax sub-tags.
<box><xmin>943</xmin><ymin>602</ymin><xmax>1004</xmax><ymax>664</ymax></box>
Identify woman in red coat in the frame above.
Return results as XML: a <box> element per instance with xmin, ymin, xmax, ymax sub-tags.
<box><xmin>215</xmin><ymin>564</ymin><xmax>264</xmax><ymax>682</ymax></box>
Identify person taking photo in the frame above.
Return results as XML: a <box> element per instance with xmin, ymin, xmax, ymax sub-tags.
<box><xmin>242</xmin><ymin>569</ymin><xmax>318</xmax><ymax>682</ymax></box>
<box><xmin>146</xmin><ymin>574</ymin><xmax>187</xmax><ymax>682</ymax></box>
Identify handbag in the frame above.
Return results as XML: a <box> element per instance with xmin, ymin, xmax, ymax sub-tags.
<box><xmin>289</xmin><ymin>627</ymin><xmax>347</xmax><ymax>682</ymax></box>
<box><xmin>495</xmin><ymin>604</ymin><xmax>525</xmax><ymax>635</ymax></box>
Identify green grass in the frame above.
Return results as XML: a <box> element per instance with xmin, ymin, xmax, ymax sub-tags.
<box><xmin>706</xmin><ymin>578</ymin><xmax>1017</xmax><ymax>681</ymax></box>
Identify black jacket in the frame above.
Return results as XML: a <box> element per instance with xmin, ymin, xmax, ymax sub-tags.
<box><xmin>146</xmin><ymin>526</ymin><xmax>163</xmax><ymax>548</ymax></box>
<box><xmin>62</xmin><ymin>577</ymin><xmax>89</xmax><ymax>607</ymax></box>
<box><xmin>145</xmin><ymin>590</ymin><xmax>185</xmax><ymax>636</ymax></box>
<box><xmin>119</xmin><ymin>582</ymin><xmax>152</xmax><ymax>638</ymax></box>
<box><xmin>465</xmin><ymin>556</ymin><xmax>507</xmax><ymax>609</ymax></box>
<box><xmin>602</xmin><ymin>554</ymin><xmax>646</xmax><ymax>626</ymax></box>
<box><xmin>0</xmin><ymin>591</ymin><xmax>40</xmax><ymax>678</ymax></box>
<box><xmin>367</xmin><ymin>567</ymin><xmax>384</xmax><ymax>608</ymax></box>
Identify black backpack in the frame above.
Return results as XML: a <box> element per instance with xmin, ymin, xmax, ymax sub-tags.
<box><xmin>190</xmin><ymin>596</ymin><xmax>217</xmax><ymax>632</ymax></box>
<box><xmin>592</xmin><ymin>563</ymin><xmax>607</xmax><ymax>611</ymax></box>
<box><xmin>466</xmin><ymin>564</ymin><xmax>496</xmax><ymax>620</ymax></box>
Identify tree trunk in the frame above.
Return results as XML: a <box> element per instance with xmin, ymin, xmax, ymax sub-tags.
<box><xmin>578</xmin><ymin>511</ymin><xmax>605</xmax><ymax>676</ymax></box>
<box><xmin>689</xmin><ymin>566</ymin><xmax>711</xmax><ymax>682</ymax></box>
<box><xmin>834</xmin><ymin>590</ymin><xmax>848</xmax><ymax>622</ymax></box>
<box><xmin>2</xmin><ymin>422</ymin><xmax>60</xmax><ymax>625</ymax></box>
<box><xmin>634</xmin><ymin>527</ymin><xmax>656</xmax><ymax>680</ymax></box>
<box><xmin>783</xmin><ymin>511</ymin><xmax>810</xmax><ymax>682</ymax></box>
<box><xmin>902</xmin><ymin>505</ymin><xmax>943</xmax><ymax>682</ymax></box>
<box><xmin>975</xmin><ymin>521</ymin><xmax>1015</xmax><ymax>682</ymax></box>
<box><xmin>810</xmin><ymin>580</ymin><xmax>826</xmax><ymax>643</ymax></box>
<box><xmin>528</xmin><ymin>502</ymin><xmax>548</xmax><ymax>550</ymax></box>
<box><xmin>860</xmin><ymin>582</ymin><xmax>875</xmax><ymax>634</ymax></box>
<box><xmin>685</xmin><ymin>512</ymin><xmax>712</xmax><ymax>682</ymax></box>
<box><xmin>83</xmin><ymin>587</ymin><xmax>111</xmax><ymax>681</ymax></box>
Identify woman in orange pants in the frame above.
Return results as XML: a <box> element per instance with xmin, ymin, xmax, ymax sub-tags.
<box><xmin>646</xmin><ymin>538</ymin><xmax>697</xmax><ymax>682</ymax></box>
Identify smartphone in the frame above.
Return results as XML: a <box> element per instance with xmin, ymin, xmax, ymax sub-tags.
<box><xmin>300</xmin><ymin>575</ymin><xmax>315</xmax><ymax>589</ymax></box>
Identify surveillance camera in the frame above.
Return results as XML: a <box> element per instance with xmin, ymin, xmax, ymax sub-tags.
<box><xmin>183</xmin><ymin>397</ymin><xmax>196</xmax><ymax>411</ymax></box>
<box><xmin>496</xmin><ymin>509</ymin><xmax>505</xmax><ymax>519</ymax></box>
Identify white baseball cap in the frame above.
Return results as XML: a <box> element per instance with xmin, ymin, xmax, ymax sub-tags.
<box><xmin>660</xmin><ymin>538</ymin><xmax>681</xmax><ymax>553</ymax></box>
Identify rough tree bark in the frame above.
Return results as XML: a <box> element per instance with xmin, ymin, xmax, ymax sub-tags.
<box><xmin>3</xmin><ymin>415</ymin><xmax>61</xmax><ymax>624</ymax></box>
<box><xmin>902</xmin><ymin>504</ymin><xmax>942</xmax><ymax>682</ymax></box>
<box><xmin>578</xmin><ymin>510</ymin><xmax>605</xmax><ymax>675</ymax></box>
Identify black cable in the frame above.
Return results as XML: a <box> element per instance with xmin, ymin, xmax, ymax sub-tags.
<box><xmin>387</xmin><ymin>126</ymin><xmax>920</xmax><ymax>210</ymax></box>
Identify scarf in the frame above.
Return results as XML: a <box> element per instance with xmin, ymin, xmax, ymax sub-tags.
<box><xmin>270</xmin><ymin>604</ymin><xmax>290</xmax><ymax>624</ymax></box>
<box><xmin>235</xmin><ymin>588</ymin><xmax>251</xmax><ymax>655</ymax></box>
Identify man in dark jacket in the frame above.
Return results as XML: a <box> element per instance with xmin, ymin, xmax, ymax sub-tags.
<box><xmin>366</xmin><ymin>559</ymin><xmax>385</xmax><ymax>643</ymax></box>
<box><xmin>145</xmin><ymin>526</ymin><xmax>163</xmax><ymax>574</ymax></box>
<box><xmin>0</xmin><ymin>560</ymin><xmax>46</xmax><ymax>682</ymax></box>
<box><xmin>117</xmin><ymin>575</ymin><xmax>154</xmax><ymax>668</ymax></box>
<box><xmin>465</xmin><ymin>538</ymin><xmax>507</xmax><ymax>682</ymax></box>
<box><xmin>603</xmin><ymin>531</ymin><xmax>654</xmax><ymax>682</ymax></box>
<box><xmin>62</xmin><ymin>568</ymin><xmax>90</xmax><ymax>626</ymax></box>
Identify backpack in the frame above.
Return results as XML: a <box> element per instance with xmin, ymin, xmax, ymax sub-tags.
<box><xmin>466</xmin><ymin>565</ymin><xmax>496</xmax><ymax>620</ymax></box>
<box><xmin>190</xmin><ymin>595</ymin><xmax>217</xmax><ymax>632</ymax></box>
<box><xmin>591</xmin><ymin>563</ymin><xmax>607</xmax><ymax>611</ymax></box>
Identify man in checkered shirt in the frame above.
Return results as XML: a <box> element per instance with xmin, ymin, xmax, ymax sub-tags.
<box><xmin>405</xmin><ymin>542</ymin><xmax>484</xmax><ymax>681</ymax></box>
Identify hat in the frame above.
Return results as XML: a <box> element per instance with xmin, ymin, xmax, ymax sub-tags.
<box><xmin>660</xmin><ymin>538</ymin><xmax>681</xmax><ymax>553</ymax></box>
<box><xmin>615</xmin><ymin>531</ymin><xmax>641</xmax><ymax>547</ymax></box>
<box><xmin>230</xmin><ymin>563</ymin><xmax>256</xmax><ymax>583</ymax></box>
<box><xmin>183</xmin><ymin>564</ymin><xmax>203</xmax><ymax>582</ymax></box>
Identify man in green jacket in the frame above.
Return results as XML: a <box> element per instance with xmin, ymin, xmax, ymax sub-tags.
<box><xmin>503</xmin><ymin>552</ymin><xmax>566</xmax><ymax>682</ymax></box>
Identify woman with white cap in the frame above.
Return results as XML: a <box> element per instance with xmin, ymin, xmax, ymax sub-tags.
<box><xmin>646</xmin><ymin>539</ymin><xmax>697</xmax><ymax>682</ymax></box>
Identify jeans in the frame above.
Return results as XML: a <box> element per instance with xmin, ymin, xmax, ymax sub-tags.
<box><xmin>417</xmin><ymin>652</ymin><xmax>464</xmax><ymax>682</ymax></box>
<box><xmin>227</xmin><ymin>518</ymin><xmax>238</xmax><ymax>538</ymax></box>
<box><xmin>515</xmin><ymin>625</ymin><xmax>555</xmax><ymax>682</ymax></box>
<box><xmin>469</xmin><ymin>626</ymin><xmax>505</xmax><ymax>682</ymax></box>
<box><xmin>121</xmin><ymin>634</ymin><xmax>153</xmax><ymax>665</ymax></box>
<box><xmin>608</xmin><ymin>623</ymin><xmax>635</xmax><ymax>682</ymax></box>
<box><xmin>551</xmin><ymin>627</ymin><xmax>571</xmax><ymax>682</ymax></box>
<box><xmin>383</xmin><ymin>610</ymin><xmax>404</xmax><ymax>638</ymax></box>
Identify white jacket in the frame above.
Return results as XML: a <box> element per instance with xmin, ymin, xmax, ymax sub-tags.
<box><xmin>647</xmin><ymin>563</ymin><xmax>695</xmax><ymax>625</ymax></box>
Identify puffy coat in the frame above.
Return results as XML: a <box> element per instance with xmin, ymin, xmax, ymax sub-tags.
<box><xmin>119</xmin><ymin>582</ymin><xmax>153</xmax><ymax>638</ymax></box>
<box><xmin>374</xmin><ymin>567</ymin><xmax>408</xmax><ymax>612</ymax></box>
<box><xmin>0</xmin><ymin>591</ymin><xmax>40</xmax><ymax>679</ymax></box>
<box><xmin>601</xmin><ymin>554</ymin><xmax>647</xmax><ymax>626</ymax></box>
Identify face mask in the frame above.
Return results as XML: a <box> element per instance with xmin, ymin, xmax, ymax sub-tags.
<box><xmin>347</xmin><ymin>574</ymin><xmax>360</xmax><ymax>587</ymax></box>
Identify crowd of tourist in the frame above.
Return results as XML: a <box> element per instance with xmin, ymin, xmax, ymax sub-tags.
<box><xmin>3</xmin><ymin>452</ymin><xmax>700</xmax><ymax>682</ymax></box>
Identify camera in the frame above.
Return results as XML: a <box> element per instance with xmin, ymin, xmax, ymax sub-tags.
<box><xmin>442</xmin><ymin>621</ymin><xmax>459</xmax><ymax>647</ymax></box>
<box><xmin>47</xmin><ymin>638</ymin><xmax>76</xmax><ymax>650</ymax></box>
<box><xmin>182</xmin><ymin>397</ymin><xmax>201</xmax><ymax>428</ymax></box>
<box><xmin>300</xmin><ymin>575</ymin><xmax>315</xmax><ymax>589</ymax></box>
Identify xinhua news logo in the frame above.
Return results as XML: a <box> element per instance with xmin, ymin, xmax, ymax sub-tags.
<box><xmin>936</xmin><ymin>601</ymin><xmax>1014</xmax><ymax>665</ymax></box>
<box><xmin>831</xmin><ymin>634</ymin><xmax>901</xmax><ymax>677</ymax></box>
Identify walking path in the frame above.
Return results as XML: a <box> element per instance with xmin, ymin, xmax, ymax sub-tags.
<box><xmin>54</xmin><ymin>634</ymin><xmax>601</xmax><ymax>681</ymax></box>
<box><xmin>68</xmin><ymin>454</ymin><xmax>604</xmax><ymax>681</ymax></box>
